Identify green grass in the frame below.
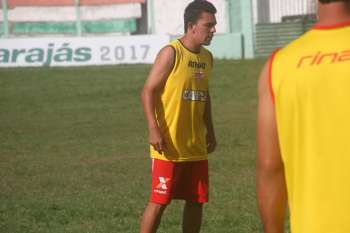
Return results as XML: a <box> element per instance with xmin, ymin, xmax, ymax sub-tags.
<box><xmin>0</xmin><ymin>59</ymin><xmax>267</xmax><ymax>233</ymax></box>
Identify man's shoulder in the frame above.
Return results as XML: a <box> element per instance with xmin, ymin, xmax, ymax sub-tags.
<box><xmin>278</xmin><ymin>29</ymin><xmax>314</xmax><ymax>56</ymax></box>
<box><xmin>158</xmin><ymin>44</ymin><xmax>176</xmax><ymax>57</ymax></box>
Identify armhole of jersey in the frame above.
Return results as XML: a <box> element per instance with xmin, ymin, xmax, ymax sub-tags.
<box><xmin>312</xmin><ymin>20</ymin><xmax>350</xmax><ymax>30</ymax></box>
<box><xmin>166</xmin><ymin>45</ymin><xmax>176</xmax><ymax>73</ymax></box>
<box><xmin>269</xmin><ymin>48</ymin><xmax>280</xmax><ymax>105</ymax></box>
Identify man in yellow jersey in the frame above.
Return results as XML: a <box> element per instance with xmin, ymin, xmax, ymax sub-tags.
<box><xmin>139</xmin><ymin>1</ymin><xmax>217</xmax><ymax>232</ymax></box>
<box><xmin>257</xmin><ymin>0</ymin><xmax>350</xmax><ymax>233</ymax></box>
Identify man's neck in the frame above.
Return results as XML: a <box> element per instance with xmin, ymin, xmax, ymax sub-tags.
<box><xmin>317</xmin><ymin>2</ymin><xmax>350</xmax><ymax>26</ymax></box>
<box><xmin>180</xmin><ymin>35</ymin><xmax>201</xmax><ymax>53</ymax></box>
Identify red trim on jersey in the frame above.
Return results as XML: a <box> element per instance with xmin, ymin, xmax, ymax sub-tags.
<box><xmin>313</xmin><ymin>20</ymin><xmax>350</xmax><ymax>30</ymax></box>
<box><xmin>269</xmin><ymin>49</ymin><xmax>280</xmax><ymax>105</ymax></box>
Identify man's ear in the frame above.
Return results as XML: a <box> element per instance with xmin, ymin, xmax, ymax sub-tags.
<box><xmin>187</xmin><ymin>22</ymin><xmax>195</xmax><ymax>32</ymax></box>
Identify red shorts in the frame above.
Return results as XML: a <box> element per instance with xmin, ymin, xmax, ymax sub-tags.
<box><xmin>150</xmin><ymin>159</ymin><xmax>209</xmax><ymax>205</ymax></box>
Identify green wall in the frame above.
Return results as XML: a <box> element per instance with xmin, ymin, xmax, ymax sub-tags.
<box><xmin>207</xmin><ymin>33</ymin><xmax>242</xmax><ymax>59</ymax></box>
<box><xmin>207</xmin><ymin>0</ymin><xmax>255</xmax><ymax>59</ymax></box>
<box><xmin>1</xmin><ymin>0</ymin><xmax>9</xmax><ymax>37</ymax></box>
<box><xmin>227</xmin><ymin>0</ymin><xmax>254</xmax><ymax>58</ymax></box>
<box><xmin>0</xmin><ymin>23</ymin><xmax>4</xmax><ymax>36</ymax></box>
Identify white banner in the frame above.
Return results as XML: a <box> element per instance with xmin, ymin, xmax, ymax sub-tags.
<box><xmin>0</xmin><ymin>35</ymin><xmax>170</xmax><ymax>67</ymax></box>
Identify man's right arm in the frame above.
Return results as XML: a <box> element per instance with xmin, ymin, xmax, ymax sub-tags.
<box><xmin>140</xmin><ymin>46</ymin><xmax>175</xmax><ymax>154</ymax></box>
<box><xmin>256</xmin><ymin>60</ymin><xmax>288</xmax><ymax>233</ymax></box>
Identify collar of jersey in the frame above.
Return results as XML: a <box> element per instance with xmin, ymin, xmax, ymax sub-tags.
<box><xmin>313</xmin><ymin>20</ymin><xmax>350</xmax><ymax>30</ymax></box>
<box><xmin>177</xmin><ymin>39</ymin><xmax>201</xmax><ymax>54</ymax></box>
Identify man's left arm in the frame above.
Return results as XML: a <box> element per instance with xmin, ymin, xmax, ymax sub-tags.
<box><xmin>204</xmin><ymin>94</ymin><xmax>217</xmax><ymax>153</ymax></box>
<box><xmin>256</xmin><ymin>60</ymin><xmax>287</xmax><ymax>233</ymax></box>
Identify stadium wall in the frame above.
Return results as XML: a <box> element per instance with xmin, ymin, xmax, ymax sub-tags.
<box><xmin>0</xmin><ymin>0</ymin><xmax>144</xmax><ymax>36</ymax></box>
<box><xmin>11</xmin><ymin>20</ymin><xmax>136</xmax><ymax>34</ymax></box>
<box><xmin>252</xmin><ymin>0</ymin><xmax>316</xmax><ymax>23</ymax></box>
<box><xmin>151</xmin><ymin>0</ymin><xmax>229</xmax><ymax>35</ymax></box>
<box><xmin>227</xmin><ymin>0</ymin><xmax>254</xmax><ymax>58</ymax></box>
<box><xmin>2</xmin><ymin>4</ymin><xmax>141</xmax><ymax>22</ymax></box>
<box><xmin>252</xmin><ymin>0</ymin><xmax>317</xmax><ymax>57</ymax></box>
<box><xmin>206</xmin><ymin>33</ymin><xmax>243</xmax><ymax>59</ymax></box>
<box><xmin>0</xmin><ymin>0</ymin><xmax>256</xmax><ymax>67</ymax></box>
<box><xmin>148</xmin><ymin>0</ymin><xmax>254</xmax><ymax>59</ymax></box>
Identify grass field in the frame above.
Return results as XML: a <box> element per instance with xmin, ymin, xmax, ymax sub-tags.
<box><xmin>0</xmin><ymin>59</ymin><xmax>269</xmax><ymax>233</ymax></box>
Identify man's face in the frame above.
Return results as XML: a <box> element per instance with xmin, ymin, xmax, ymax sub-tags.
<box><xmin>189</xmin><ymin>12</ymin><xmax>217</xmax><ymax>46</ymax></box>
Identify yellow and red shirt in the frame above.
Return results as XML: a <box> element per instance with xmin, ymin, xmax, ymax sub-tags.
<box><xmin>270</xmin><ymin>22</ymin><xmax>350</xmax><ymax>233</ymax></box>
<box><xmin>151</xmin><ymin>39</ymin><xmax>213</xmax><ymax>162</ymax></box>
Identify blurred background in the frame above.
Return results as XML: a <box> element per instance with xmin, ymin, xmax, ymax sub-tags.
<box><xmin>1</xmin><ymin>0</ymin><xmax>318</xmax><ymax>66</ymax></box>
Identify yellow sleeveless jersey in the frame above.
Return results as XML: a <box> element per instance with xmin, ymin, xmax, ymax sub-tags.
<box><xmin>270</xmin><ymin>22</ymin><xmax>350</xmax><ymax>233</ymax></box>
<box><xmin>150</xmin><ymin>39</ymin><xmax>213</xmax><ymax>162</ymax></box>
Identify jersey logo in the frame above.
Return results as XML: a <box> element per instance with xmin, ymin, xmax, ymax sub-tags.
<box><xmin>188</xmin><ymin>61</ymin><xmax>207</xmax><ymax>79</ymax></box>
<box><xmin>182</xmin><ymin>90</ymin><xmax>207</xmax><ymax>102</ymax></box>
<box><xmin>188</xmin><ymin>60</ymin><xmax>207</xmax><ymax>69</ymax></box>
<box><xmin>297</xmin><ymin>49</ymin><xmax>350</xmax><ymax>68</ymax></box>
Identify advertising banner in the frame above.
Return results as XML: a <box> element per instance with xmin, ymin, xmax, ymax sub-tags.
<box><xmin>0</xmin><ymin>35</ymin><xmax>170</xmax><ymax>67</ymax></box>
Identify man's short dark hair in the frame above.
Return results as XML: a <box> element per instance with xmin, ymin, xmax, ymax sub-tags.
<box><xmin>319</xmin><ymin>0</ymin><xmax>350</xmax><ymax>3</ymax></box>
<box><xmin>184</xmin><ymin>0</ymin><xmax>217</xmax><ymax>32</ymax></box>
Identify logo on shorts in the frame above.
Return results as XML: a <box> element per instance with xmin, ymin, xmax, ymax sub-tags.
<box><xmin>154</xmin><ymin>177</ymin><xmax>171</xmax><ymax>195</ymax></box>
<box><xmin>157</xmin><ymin>177</ymin><xmax>170</xmax><ymax>190</ymax></box>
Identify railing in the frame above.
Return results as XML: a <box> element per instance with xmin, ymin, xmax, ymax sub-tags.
<box><xmin>253</xmin><ymin>0</ymin><xmax>317</xmax><ymax>24</ymax></box>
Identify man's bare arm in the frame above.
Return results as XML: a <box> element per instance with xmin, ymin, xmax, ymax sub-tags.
<box><xmin>140</xmin><ymin>46</ymin><xmax>175</xmax><ymax>154</ymax></box>
<box><xmin>256</xmin><ymin>60</ymin><xmax>287</xmax><ymax>233</ymax></box>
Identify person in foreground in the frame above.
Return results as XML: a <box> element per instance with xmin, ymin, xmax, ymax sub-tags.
<box><xmin>139</xmin><ymin>1</ymin><xmax>217</xmax><ymax>232</ymax></box>
<box><xmin>256</xmin><ymin>0</ymin><xmax>350</xmax><ymax>233</ymax></box>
